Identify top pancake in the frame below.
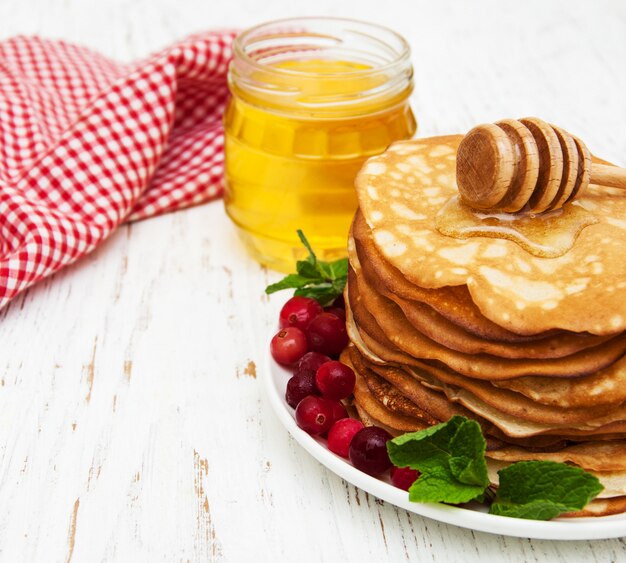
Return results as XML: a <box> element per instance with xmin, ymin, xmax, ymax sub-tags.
<box><xmin>355</xmin><ymin>135</ymin><xmax>626</xmax><ymax>335</ymax></box>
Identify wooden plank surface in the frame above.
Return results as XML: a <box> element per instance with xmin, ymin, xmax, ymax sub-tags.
<box><xmin>1</xmin><ymin>0</ymin><xmax>626</xmax><ymax>561</ymax></box>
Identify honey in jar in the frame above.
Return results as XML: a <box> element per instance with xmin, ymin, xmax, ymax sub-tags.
<box><xmin>224</xmin><ymin>17</ymin><xmax>416</xmax><ymax>271</ymax></box>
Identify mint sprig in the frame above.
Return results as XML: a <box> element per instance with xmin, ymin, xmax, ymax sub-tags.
<box><xmin>491</xmin><ymin>461</ymin><xmax>604</xmax><ymax>520</ymax></box>
<box><xmin>265</xmin><ymin>230</ymin><xmax>348</xmax><ymax>307</ymax></box>
<box><xmin>387</xmin><ymin>416</ymin><xmax>489</xmax><ymax>504</ymax></box>
<box><xmin>387</xmin><ymin>416</ymin><xmax>604</xmax><ymax>520</ymax></box>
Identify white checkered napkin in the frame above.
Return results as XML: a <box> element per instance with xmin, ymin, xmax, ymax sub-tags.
<box><xmin>0</xmin><ymin>32</ymin><xmax>236</xmax><ymax>308</ymax></box>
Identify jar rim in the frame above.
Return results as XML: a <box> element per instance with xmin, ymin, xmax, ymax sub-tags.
<box><xmin>233</xmin><ymin>16</ymin><xmax>412</xmax><ymax>78</ymax></box>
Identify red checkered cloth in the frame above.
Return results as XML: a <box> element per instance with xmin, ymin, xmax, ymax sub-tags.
<box><xmin>0</xmin><ymin>32</ymin><xmax>237</xmax><ymax>309</ymax></box>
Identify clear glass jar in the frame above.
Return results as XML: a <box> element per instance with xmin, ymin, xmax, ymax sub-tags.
<box><xmin>224</xmin><ymin>17</ymin><xmax>416</xmax><ymax>272</ymax></box>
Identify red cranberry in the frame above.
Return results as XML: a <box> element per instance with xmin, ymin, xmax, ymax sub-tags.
<box><xmin>270</xmin><ymin>327</ymin><xmax>308</xmax><ymax>365</ymax></box>
<box><xmin>295</xmin><ymin>396</ymin><xmax>334</xmax><ymax>435</ymax></box>
<box><xmin>285</xmin><ymin>373</ymin><xmax>319</xmax><ymax>408</ymax></box>
<box><xmin>294</xmin><ymin>351</ymin><xmax>331</xmax><ymax>380</ymax></box>
<box><xmin>349</xmin><ymin>426</ymin><xmax>393</xmax><ymax>476</ymax></box>
<box><xmin>390</xmin><ymin>466</ymin><xmax>420</xmax><ymax>491</ymax></box>
<box><xmin>316</xmin><ymin>361</ymin><xmax>356</xmax><ymax>401</ymax></box>
<box><xmin>328</xmin><ymin>418</ymin><xmax>364</xmax><ymax>458</ymax></box>
<box><xmin>328</xmin><ymin>400</ymin><xmax>348</xmax><ymax>424</ymax></box>
<box><xmin>324</xmin><ymin>307</ymin><xmax>346</xmax><ymax>322</ymax></box>
<box><xmin>332</xmin><ymin>294</ymin><xmax>345</xmax><ymax>309</ymax></box>
<box><xmin>306</xmin><ymin>312</ymin><xmax>349</xmax><ymax>358</ymax></box>
<box><xmin>279</xmin><ymin>296</ymin><xmax>323</xmax><ymax>331</ymax></box>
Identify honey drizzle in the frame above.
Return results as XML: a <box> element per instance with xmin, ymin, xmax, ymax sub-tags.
<box><xmin>435</xmin><ymin>196</ymin><xmax>598</xmax><ymax>258</ymax></box>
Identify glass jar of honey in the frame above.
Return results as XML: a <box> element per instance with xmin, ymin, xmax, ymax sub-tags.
<box><xmin>224</xmin><ymin>17</ymin><xmax>416</xmax><ymax>271</ymax></box>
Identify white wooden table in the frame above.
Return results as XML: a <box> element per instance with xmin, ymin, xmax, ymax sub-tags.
<box><xmin>1</xmin><ymin>1</ymin><xmax>626</xmax><ymax>561</ymax></box>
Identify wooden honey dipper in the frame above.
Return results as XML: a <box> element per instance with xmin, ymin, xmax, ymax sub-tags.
<box><xmin>456</xmin><ymin>117</ymin><xmax>626</xmax><ymax>213</ymax></box>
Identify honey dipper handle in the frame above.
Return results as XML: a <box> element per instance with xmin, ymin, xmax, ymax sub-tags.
<box><xmin>591</xmin><ymin>163</ymin><xmax>626</xmax><ymax>190</ymax></box>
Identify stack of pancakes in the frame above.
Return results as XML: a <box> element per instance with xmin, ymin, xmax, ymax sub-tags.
<box><xmin>344</xmin><ymin>135</ymin><xmax>626</xmax><ymax>516</ymax></box>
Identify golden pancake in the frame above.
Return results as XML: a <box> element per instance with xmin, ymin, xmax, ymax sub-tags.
<box><xmin>350</xmin><ymin>354</ymin><xmax>511</xmax><ymax>449</ymax></box>
<box><xmin>401</xmin><ymin>361</ymin><xmax>624</xmax><ymax>425</ymax></box>
<box><xmin>350</xmin><ymin>224</ymin><xmax>612</xmax><ymax>358</ymax></box>
<box><xmin>347</xmin><ymin>303</ymin><xmax>626</xmax><ymax>437</ymax></box>
<box><xmin>348</xmin><ymin>298</ymin><xmax>626</xmax><ymax>429</ymax></box>
<box><xmin>353</xmin><ymin>403</ymin><xmax>400</xmax><ymax>437</ymax></box>
<box><xmin>350</xmin><ymin>177</ymin><xmax>626</xmax><ymax>411</ymax></box>
<box><xmin>351</xmin><ymin>353</ymin><xmax>626</xmax><ymax>499</ymax></box>
<box><xmin>413</xmin><ymin>365</ymin><xmax>623</xmax><ymax>425</ymax></box>
<box><xmin>358</xmin><ymin>361</ymin><xmax>439</xmax><ymax>424</ymax></box>
<box><xmin>562</xmin><ymin>496</ymin><xmax>626</xmax><ymax>518</ymax></box>
<box><xmin>390</xmin><ymin>292</ymin><xmax>608</xmax><ymax>359</ymax></box>
<box><xmin>349</xmin><ymin>345</ymin><xmax>570</xmax><ymax>450</ymax></box>
<box><xmin>347</xmin><ymin>280</ymin><xmax>433</xmax><ymax>367</ymax></box>
<box><xmin>405</xmin><ymin>363</ymin><xmax>626</xmax><ymax>437</ymax></box>
<box><xmin>351</xmin><ymin>211</ymin><xmax>540</xmax><ymax>342</ymax></box>
<box><xmin>487</xmin><ymin>441</ymin><xmax>626</xmax><ymax>472</ymax></box>
<box><xmin>345</xmin><ymin>134</ymin><xmax>626</xmax><ymax>517</ymax></box>
<box><xmin>349</xmin><ymin>344</ymin><xmax>467</xmax><ymax>424</ymax></box>
<box><xmin>352</xmin><ymin>371</ymin><xmax>427</xmax><ymax>433</ymax></box>
<box><xmin>353</xmin><ymin>344</ymin><xmax>626</xmax><ymax>442</ymax></box>
<box><xmin>349</xmin><ymin>340</ymin><xmax>626</xmax><ymax>511</ymax></box>
<box><xmin>349</xmin><ymin>268</ymin><xmax>626</xmax><ymax>380</ymax></box>
<box><xmin>493</xmin><ymin>367</ymin><xmax>626</xmax><ymax>409</ymax></box>
<box><xmin>355</xmin><ymin>135</ymin><xmax>626</xmax><ymax>336</ymax></box>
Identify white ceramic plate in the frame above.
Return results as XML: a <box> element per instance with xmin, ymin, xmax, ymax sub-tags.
<box><xmin>264</xmin><ymin>348</ymin><xmax>626</xmax><ymax>540</ymax></box>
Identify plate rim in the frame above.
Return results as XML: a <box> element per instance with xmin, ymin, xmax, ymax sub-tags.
<box><xmin>263</xmin><ymin>346</ymin><xmax>626</xmax><ymax>541</ymax></box>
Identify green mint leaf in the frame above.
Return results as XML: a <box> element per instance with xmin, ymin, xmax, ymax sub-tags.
<box><xmin>332</xmin><ymin>277</ymin><xmax>348</xmax><ymax>295</ymax></box>
<box><xmin>449</xmin><ymin>418</ymin><xmax>490</xmax><ymax>485</ymax></box>
<box><xmin>388</xmin><ymin>416</ymin><xmax>489</xmax><ymax>504</ymax></box>
<box><xmin>318</xmin><ymin>257</ymin><xmax>349</xmax><ymax>281</ymax></box>
<box><xmin>408</xmin><ymin>467</ymin><xmax>487</xmax><ymax>505</ymax></box>
<box><xmin>296</xmin><ymin>259</ymin><xmax>322</xmax><ymax>281</ymax></box>
<box><xmin>388</xmin><ymin>415</ymin><xmax>602</xmax><ymax>519</ymax></box>
<box><xmin>297</xmin><ymin>230</ymin><xmax>317</xmax><ymax>265</ymax></box>
<box><xmin>264</xmin><ymin>230</ymin><xmax>349</xmax><ymax>306</ymax></box>
<box><xmin>490</xmin><ymin>500</ymin><xmax>564</xmax><ymax>521</ymax></box>
<box><xmin>297</xmin><ymin>230</ymin><xmax>349</xmax><ymax>283</ymax></box>
<box><xmin>265</xmin><ymin>274</ymin><xmax>315</xmax><ymax>294</ymax></box>
<box><xmin>489</xmin><ymin>461</ymin><xmax>604</xmax><ymax>520</ymax></box>
<box><xmin>294</xmin><ymin>284</ymin><xmax>338</xmax><ymax>307</ymax></box>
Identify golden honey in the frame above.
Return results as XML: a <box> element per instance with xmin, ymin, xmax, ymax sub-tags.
<box><xmin>436</xmin><ymin>196</ymin><xmax>598</xmax><ymax>258</ymax></box>
<box><xmin>224</xmin><ymin>18</ymin><xmax>416</xmax><ymax>271</ymax></box>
